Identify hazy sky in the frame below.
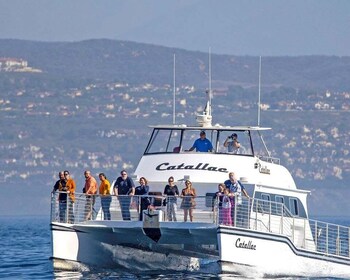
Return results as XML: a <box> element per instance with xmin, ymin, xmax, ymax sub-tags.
<box><xmin>1</xmin><ymin>0</ymin><xmax>349</xmax><ymax>56</ymax></box>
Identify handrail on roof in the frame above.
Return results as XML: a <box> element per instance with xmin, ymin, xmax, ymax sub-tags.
<box><xmin>148</xmin><ymin>124</ymin><xmax>272</xmax><ymax>131</ymax></box>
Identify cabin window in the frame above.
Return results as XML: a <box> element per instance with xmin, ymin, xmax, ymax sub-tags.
<box><xmin>181</xmin><ymin>130</ymin><xmax>217</xmax><ymax>153</ymax></box>
<box><xmin>254</xmin><ymin>191</ymin><xmax>307</xmax><ymax>218</ymax></box>
<box><xmin>261</xmin><ymin>193</ymin><xmax>271</xmax><ymax>213</ymax></box>
<box><xmin>289</xmin><ymin>198</ymin><xmax>299</xmax><ymax>216</ymax></box>
<box><xmin>145</xmin><ymin>129</ymin><xmax>181</xmax><ymax>154</ymax></box>
<box><xmin>275</xmin><ymin>195</ymin><xmax>284</xmax><ymax>215</ymax></box>
<box><xmin>216</xmin><ymin>130</ymin><xmax>252</xmax><ymax>155</ymax></box>
<box><xmin>145</xmin><ymin>128</ymin><xmax>257</xmax><ymax>156</ymax></box>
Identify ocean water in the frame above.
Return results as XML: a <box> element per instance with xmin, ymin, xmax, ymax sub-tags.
<box><xmin>0</xmin><ymin>215</ymin><xmax>348</xmax><ymax>280</ymax></box>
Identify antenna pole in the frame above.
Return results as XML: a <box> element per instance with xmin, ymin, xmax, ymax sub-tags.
<box><xmin>209</xmin><ymin>47</ymin><xmax>212</xmax><ymax>115</ymax></box>
<box><xmin>173</xmin><ymin>53</ymin><xmax>176</xmax><ymax>125</ymax></box>
<box><xmin>258</xmin><ymin>56</ymin><xmax>262</xmax><ymax>126</ymax></box>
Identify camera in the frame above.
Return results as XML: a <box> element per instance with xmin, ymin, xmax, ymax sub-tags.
<box><xmin>228</xmin><ymin>133</ymin><xmax>237</xmax><ymax>140</ymax></box>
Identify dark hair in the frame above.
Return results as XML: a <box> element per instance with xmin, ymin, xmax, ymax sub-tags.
<box><xmin>64</xmin><ymin>170</ymin><xmax>69</xmax><ymax>175</ymax></box>
<box><xmin>120</xmin><ymin>170</ymin><xmax>127</xmax><ymax>175</ymax></box>
<box><xmin>99</xmin><ymin>173</ymin><xmax>106</xmax><ymax>179</ymax></box>
<box><xmin>218</xmin><ymin>183</ymin><xmax>225</xmax><ymax>190</ymax></box>
<box><xmin>139</xmin><ymin>176</ymin><xmax>148</xmax><ymax>185</ymax></box>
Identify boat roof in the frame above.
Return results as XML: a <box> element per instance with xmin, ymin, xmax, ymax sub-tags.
<box><xmin>149</xmin><ymin>124</ymin><xmax>272</xmax><ymax>131</ymax></box>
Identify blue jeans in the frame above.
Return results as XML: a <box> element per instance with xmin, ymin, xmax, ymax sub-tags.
<box><xmin>119</xmin><ymin>196</ymin><xmax>131</xmax><ymax>220</ymax></box>
<box><xmin>166</xmin><ymin>202</ymin><xmax>177</xmax><ymax>221</ymax></box>
<box><xmin>68</xmin><ymin>199</ymin><xmax>74</xmax><ymax>223</ymax></box>
<box><xmin>59</xmin><ymin>200</ymin><xmax>67</xmax><ymax>222</ymax></box>
<box><xmin>101</xmin><ymin>196</ymin><xmax>112</xmax><ymax>220</ymax></box>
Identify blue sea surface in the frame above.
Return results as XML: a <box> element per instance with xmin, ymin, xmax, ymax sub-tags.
<box><xmin>0</xmin><ymin>215</ymin><xmax>348</xmax><ymax>279</ymax></box>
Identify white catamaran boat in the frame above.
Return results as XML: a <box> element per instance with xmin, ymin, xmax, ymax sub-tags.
<box><xmin>51</xmin><ymin>98</ymin><xmax>350</xmax><ymax>278</ymax></box>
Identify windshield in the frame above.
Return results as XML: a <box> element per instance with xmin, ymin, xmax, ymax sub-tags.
<box><xmin>145</xmin><ymin>128</ymin><xmax>254</xmax><ymax>156</ymax></box>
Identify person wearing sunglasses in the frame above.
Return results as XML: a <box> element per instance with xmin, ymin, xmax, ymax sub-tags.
<box><xmin>99</xmin><ymin>173</ymin><xmax>112</xmax><ymax>220</ymax></box>
<box><xmin>83</xmin><ymin>170</ymin><xmax>97</xmax><ymax>221</ymax></box>
<box><xmin>134</xmin><ymin>177</ymin><xmax>151</xmax><ymax>221</ymax></box>
<box><xmin>64</xmin><ymin>170</ymin><xmax>76</xmax><ymax>223</ymax></box>
<box><xmin>163</xmin><ymin>176</ymin><xmax>179</xmax><ymax>221</ymax></box>
<box><xmin>113</xmin><ymin>170</ymin><xmax>135</xmax><ymax>220</ymax></box>
<box><xmin>52</xmin><ymin>171</ymin><xmax>67</xmax><ymax>222</ymax></box>
<box><xmin>180</xmin><ymin>180</ymin><xmax>197</xmax><ymax>222</ymax></box>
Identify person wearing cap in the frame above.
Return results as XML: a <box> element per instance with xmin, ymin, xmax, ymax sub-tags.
<box><xmin>187</xmin><ymin>131</ymin><xmax>213</xmax><ymax>152</ymax></box>
<box><xmin>224</xmin><ymin>133</ymin><xmax>241</xmax><ymax>154</ymax></box>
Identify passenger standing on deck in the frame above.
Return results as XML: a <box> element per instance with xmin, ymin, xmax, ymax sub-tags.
<box><xmin>224</xmin><ymin>172</ymin><xmax>250</xmax><ymax>226</ymax></box>
<box><xmin>221</xmin><ymin>188</ymin><xmax>232</xmax><ymax>226</ymax></box>
<box><xmin>53</xmin><ymin>171</ymin><xmax>68</xmax><ymax>223</ymax></box>
<box><xmin>186</xmin><ymin>131</ymin><xmax>213</xmax><ymax>152</ymax></box>
<box><xmin>99</xmin><ymin>173</ymin><xmax>111</xmax><ymax>220</ymax></box>
<box><xmin>64</xmin><ymin>170</ymin><xmax>76</xmax><ymax>223</ymax></box>
<box><xmin>113</xmin><ymin>170</ymin><xmax>135</xmax><ymax>221</ymax></box>
<box><xmin>134</xmin><ymin>177</ymin><xmax>151</xmax><ymax>221</ymax></box>
<box><xmin>214</xmin><ymin>183</ymin><xmax>225</xmax><ymax>224</ymax></box>
<box><xmin>84</xmin><ymin>170</ymin><xmax>97</xmax><ymax>221</ymax></box>
<box><xmin>163</xmin><ymin>176</ymin><xmax>179</xmax><ymax>221</ymax></box>
<box><xmin>180</xmin><ymin>180</ymin><xmax>196</xmax><ymax>222</ymax></box>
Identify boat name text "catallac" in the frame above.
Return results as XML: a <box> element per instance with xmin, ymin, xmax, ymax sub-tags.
<box><xmin>235</xmin><ymin>238</ymin><xmax>256</xmax><ymax>250</ymax></box>
<box><xmin>259</xmin><ymin>165</ymin><xmax>271</xmax><ymax>174</ymax></box>
<box><xmin>156</xmin><ymin>162</ymin><xmax>228</xmax><ymax>173</ymax></box>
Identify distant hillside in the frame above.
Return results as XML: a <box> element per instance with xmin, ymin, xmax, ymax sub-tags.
<box><xmin>0</xmin><ymin>39</ymin><xmax>350</xmax><ymax>91</ymax></box>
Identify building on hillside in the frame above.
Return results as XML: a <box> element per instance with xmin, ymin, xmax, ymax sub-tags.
<box><xmin>0</xmin><ymin>57</ymin><xmax>27</xmax><ymax>68</ymax></box>
<box><xmin>0</xmin><ymin>57</ymin><xmax>41</xmax><ymax>72</ymax></box>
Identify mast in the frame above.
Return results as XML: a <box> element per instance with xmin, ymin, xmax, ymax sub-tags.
<box><xmin>258</xmin><ymin>56</ymin><xmax>262</xmax><ymax>126</ymax></box>
<box><xmin>208</xmin><ymin>47</ymin><xmax>212</xmax><ymax>116</ymax></box>
<box><xmin>173</xmin><ymin>53</ymin><xmax>176</xmax><ymax>125</ymax></box>
<box><xmin>257</xmin><ymin>56</ymin><xmax>271</xmax><ymax>157</ymax></box>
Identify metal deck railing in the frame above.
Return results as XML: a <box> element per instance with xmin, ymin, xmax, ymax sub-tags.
<box><xmin>50</xmin><ymin>191</ymin><xmax>350</xmax><ymax>260</ymax></box>
<box><xmin>235</xmin><ymin>197</ymin><xmax>350</xmax><ymax>259</ymax></box>
<box><xmin>50</xmin><ymin>192</ymin><xmax>216</xmax><ymax>224</ymax></box>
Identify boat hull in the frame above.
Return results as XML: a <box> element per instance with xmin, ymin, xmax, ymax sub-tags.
<box><xmin>51</xmin><ymin>221</ymin><xmax>219</xmax><ymax>271</ymax></box>
<box><xmin>218</xmin><ymin>226</ymin><xmax>350</xmax><ymax>278</ymax></box>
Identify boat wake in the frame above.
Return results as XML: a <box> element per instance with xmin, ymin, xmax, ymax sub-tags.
<box><xmin>52</xmin><ymin>258</ymin><xmax>90</xmax><ymax>272</ymax></box>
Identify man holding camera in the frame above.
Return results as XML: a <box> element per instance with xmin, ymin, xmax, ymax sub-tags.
<box><xmin>224</xmin><ymin>133</ymin><xmax>241</xmax><ymax>154</ymax></box>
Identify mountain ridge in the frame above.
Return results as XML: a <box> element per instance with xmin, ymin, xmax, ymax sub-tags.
<box><xmin>1</xmin><ymin>39</ymin><xmax>350</xmax><ymax>91</ymax></box>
